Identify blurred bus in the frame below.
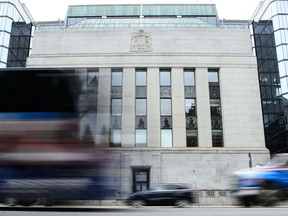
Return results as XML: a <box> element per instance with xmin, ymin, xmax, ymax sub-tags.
<box><xmin>0</xmin><ymin>68</ymin><xmax>115</xmax><ymax>206</ymax></box>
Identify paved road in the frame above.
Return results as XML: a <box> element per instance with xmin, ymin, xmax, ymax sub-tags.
<box><xmin>0</xmin><ymin>206</ymin><xmax>288</xmax><ymax>216</ymax></box>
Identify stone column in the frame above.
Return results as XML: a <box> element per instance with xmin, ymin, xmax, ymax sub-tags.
<box><xmin>196</xmin><ymin>67</ymin><xmax>212</xmax><ymax>147</ymax></box>
<box><xmin>147</xmin><ymin>67</ymin><xmax>161</xmax><ymax>148</ymax></box>
<box><xmin>171</xmin><ymin>67</ymin><xmax>186</xmax><ymax>148</ymax></box>
<box><xmin>96</xmin><ymin>68</ymin><xmax>111</xmax><ymax>147</ymax></box>
<box><xmin>122</xmin><ymin>68</ymin><xmax>136</xmax><ymax>148</ymax></box>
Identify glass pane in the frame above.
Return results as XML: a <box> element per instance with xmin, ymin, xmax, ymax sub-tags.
<box><xmin>111</xmin><ymin>71</ymin><xmax>122</xmax><ymax>86</ymax></box>
<box><xmin>161</xmin><ymin>116</ymin><xmax>172</xmax><ymax>129</ymax></box>
<box><xmin>136</xmin><ymin>116</ymin><xmax>147</xmax><ymax>129</ymax></box>
<box><xmin>112</xmin><ymin>99</ymin><xmax>122</xmax><ymax>116</ymax></box>
<box><xmin>211</xmin><ymin>116</ymin><xmax>222</xmax><ymax>129</ymax></box>
<box><xmin>186</xmin><ymin>130</ymin><xmax>198</xmax><ymax>147</ymax></box>
<box><xmin>111</xmin><ymin>116</ymin><xmax>122</xmax><ymax>129</ymax></box>
<box><xmin>136</xmin><ymin>86</ymin><xmax>147</xmax><ymax>98</ymax></box>
<box><xmin>135</xmin><ymin>172</ymin><xmax>147</xmax><ymax>181</ymax></box>
<box><xmin>185</xmin><ymin>86</ymin><xmax>196</xmax><ymax>98</ymax></box>
<box><xmin>160</xmin><ymin>71</ymin><xmax>171</xmax><ymax>86</ymax></box>
<box><xmin>186</xmin><ymin>116</ymin><xmax>197</xmax><ymax>129</ymax></box>
<box><xmin>184</xmin><ymin>71</ymin><xmax>195</xmax><ymax>86</ymax></box>
<box><xmin>212</xmin><ymin>130</ymin><xmax>223</xmax><ymax>147</ymax></box>
<box><xmin>185</xmin><ymin>99</ymin><xmax>196</xmax><ymax>116</ymax></box>
<box><xmin>136</xmin><ymin>130</ymin><xmax>147</xmax><ymax>147</ymax></box>
<box><xmin>161</xmin><ymin>99</ymin><xmax>172</xmax><ymax>115</ymax></box>
<box><xmin>136</xmin><ymin>71</ymin><xmax>147</xmax><ymax>86</ymax></box>
<box><xmin>209</xmin><ymin>86</ymin><xmax>220</xmax><ymax>99</ymax></box>
<box><xmin>136</xmin><ymin>99</ymin><xmax>146</xmax><ymax>116</ymax></box>
<box><xmin>208</xmin><ymin>71</ymin><xmax>219</xmax><ymax>83</ymax></box>
<box><xmin>111</xmin><ymin>129</ymin><xmax>121</xmax><ymax>146</ymax></box>
<box><xmin>111</xmin><ymin>86</ymin><xmax>122</xmax><ymax>98</ymax></box>
<box><xmin>160</xmin><ymin>86</ymin><xmax>171</xmax><ymax>98</ymax></box>
<box><xmin>161</xmin><ymin>130</ymin><xmax>173</xmax><ymax>147</ymax></box>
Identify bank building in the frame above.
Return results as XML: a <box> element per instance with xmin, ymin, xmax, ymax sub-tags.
<box><xmin>3</xmin><ymin>2</ymin><xmax>271</xmax><ymax>205</ymax></box>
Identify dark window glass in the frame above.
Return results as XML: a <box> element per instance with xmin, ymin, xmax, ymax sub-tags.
<box><xmin>136</xmin><ymin>116</ymin><xmax>147</xmax><ymax>129</ymax></box>
<box><xmin>132</xmin><ymin>168</ymin><xmax>150</xmax><ymax>192</ymax></box>
<box><xmin>161</xmin><ymin>116</ymin><xmax>172</xmax><ymax>129</ymax></box>
<box><xmin>186</xmin><ymin>130</ymin><xmax>198</xmax><ymax>147</ymax></box>
<box><xmin>212</xmin><ymin>130</ymin><xmax>223</xmax><ymax>147</ymax></box>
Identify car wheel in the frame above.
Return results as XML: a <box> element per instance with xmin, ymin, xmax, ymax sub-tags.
<box><xmin>175</xmin><ymin>199</ymin><xmax>190</xmax><ymax>208</ymax></box>
<box><xmin>258</xmin><ymin>183</ymin><xmax>282</xmax><ymax>207</ymax></box>
<box><xmin>3</xmin><ymin>198</ymin><xmax>17</xmax><ymax>206</ymax></box>
<box><xmin>17</xmin><ymin>198</ymin><xmax>38</xmax><ymax>206</ymax></box>
<box><xmin>239</xmin><ymin>197</ymin><xmax>251</xmax><ymax>207</ymax></box>
<box><xmin>130</xmin><ymin>200</ymin><xmax>145</xmax><ymax>208</ymax></box>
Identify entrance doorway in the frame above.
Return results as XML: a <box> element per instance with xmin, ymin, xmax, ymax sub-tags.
<box><xmin>132</xmin><ymin>168</ymin><xmax>150</xmax><ymax>192</ymax></box>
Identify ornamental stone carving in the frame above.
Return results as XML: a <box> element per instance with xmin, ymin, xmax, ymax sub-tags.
<box><xmin>130</xmin><ymin>29</ymin><xmax>152</xmax><ymax>52</ymax></box>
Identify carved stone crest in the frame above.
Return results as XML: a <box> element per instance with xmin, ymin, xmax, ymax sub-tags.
<box><xmin>130</xmin><ymin>29</ymin><xmax>152</xmax><ymax>52</ymax></box>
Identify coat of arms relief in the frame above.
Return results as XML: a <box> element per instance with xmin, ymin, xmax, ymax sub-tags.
<box><xmin>130</xmin><ymin>29</ymin><xmax>153</xmax><ymax>52</ymax></box>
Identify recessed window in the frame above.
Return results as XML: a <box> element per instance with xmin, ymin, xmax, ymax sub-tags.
<box><xmin>184</xmin><ymin>71</ymin><xmax>195</xmax><ymax>86</ymax></box>
<box><xmin>136</xmin><ymin>71</ymin><xmax>147</xmax><ymax>86</ymax></box>
<box><xmin>136</xmin><ymin>99</ymin><xmax>147</xmax><ymax>116</ymax></box>
<box><xmin>111</xmin><ymin>99</ymin><xmax>122</xmax><ymax>116</ymax></box>
<box><xmin>135</xmin><ymin>130</ymin><xmax>147</xmax><ymax>147</ymax></box>
<box><xmin>160</xmin><ymin>99</ymin><xmax>172</xmax><ymax>116</ymax></box>
<box><xmin>160</xmin><ymin>71</ymin><xmax>171</xmax><ymax>86</ymax></box>
<box><xmin>111</xmin><ymin>71</ymin><xmax>123</xmax><ymax>86</ymax></box>
<box><xmin>161</xmin><ymin>130</ymin><xmax>173</xmax><ymax>147</ymax></box>
<box><xmin>208</xmin><ymin>71</ymin><xmax>219</xmax><ymax>83</ymax></box>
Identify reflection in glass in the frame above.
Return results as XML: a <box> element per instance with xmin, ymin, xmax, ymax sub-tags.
<box><xmin>185</xmin><ymin>99</ymin><xmax>196</xmax><ymax>116</ymax></box>
<box><xmin>161</xmin><ymin>116</ymin><xmax>172</xmax><ymax>129</ymax></box>
<box><xmin>186</xmin><ymin>130</ymin><xmax>198</xmax><ymax>147</ymax></box>
<box><xmin>212</xmin><ymin>130</ymin><xmax>223</xmax><ymax>147</ymax></box>
<box><xmin>136</xmin><ymin>117</ymin><xmax>147</xmax><ymax>129</ymax></box>
<box><xmin>161</xmin><ymin>129</ymin><xmax>173</xmax><ymax>147</ymax></box>
<box><xmin>186</xmin><ymin>116</ymin><xmax>197</xmax><ymax>129</ymax></box>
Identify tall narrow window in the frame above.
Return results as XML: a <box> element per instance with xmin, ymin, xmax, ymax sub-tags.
<box><xmin>160</xmin><ymin>69</ymin><xmax>172</xmax><ymax>147</ymax></box>
<box><xmin>135</xmin><ymin>68</ymin><xmax>147</xmax><ymax>147</ymax></box>
<box><xmin>208</xmin><ymin>69</ymin><xmax>223</xmax><ymax>147</ymax></box>
<box><xmin>110</xmin><ymin>69</ymin><xmax>123</xmax><ymax>147</ymax></box>
<box><xmin>184</xmin><ymin>69</ymin><xmax>198</xmax><ymax>147</ymax></box>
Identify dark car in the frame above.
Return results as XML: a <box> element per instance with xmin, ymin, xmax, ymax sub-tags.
<box><xmin>126</xmin><ymin>183</ymin><xmax>195</xmax><ymax>208</ymax></box>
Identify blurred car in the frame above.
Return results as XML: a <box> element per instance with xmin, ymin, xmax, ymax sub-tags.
<box><xmin>232</xmin><ymin>154</ymin><xmax>288</xmax><ymax>207</ymax></box>
<box><xmin>126</xmin><ymin>183</ymin><xmax>195</xmax><ymax>208</ymax></box>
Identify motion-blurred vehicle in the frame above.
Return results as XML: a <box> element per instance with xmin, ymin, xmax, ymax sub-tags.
<box><xmin>0</xmin><ymin>68</ymin><xmax>116</xmax><ymax>206</ymax></box>
<box><xmin>126</xmin><ymin>183</ymin><xmax>195</xmax><ymax>208</ymax></box>
<box><xmin>232</xmin><ymin>154</ymin><xmax>288</xmax><ymax>207</ymax></box>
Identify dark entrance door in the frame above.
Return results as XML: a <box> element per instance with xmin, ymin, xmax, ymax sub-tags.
<box><xmin>132</xmin><ymin>168</ymin><xmax>150</xmax><ymax>193</ymax></box>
